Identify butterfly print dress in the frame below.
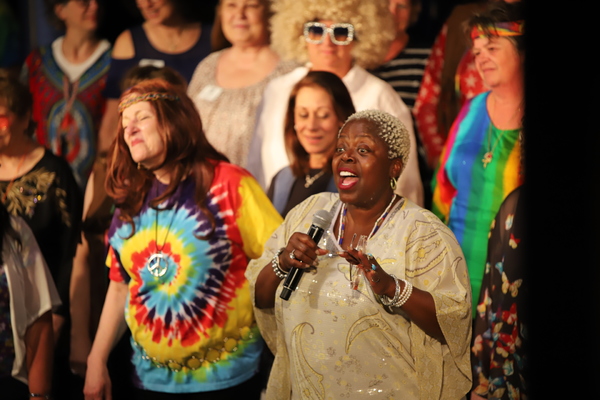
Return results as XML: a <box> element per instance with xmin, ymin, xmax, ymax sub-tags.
<box><xmin>471</xmin><ymin>186</ymin><xmax>528</xmax><ymax>400</ymax></box>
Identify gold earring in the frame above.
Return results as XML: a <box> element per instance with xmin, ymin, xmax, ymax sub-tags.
<box><xmin>137</xmin><ymin>162</ymin><xmax>141</xmax><ymax>170</ymax></box>
<box><xmin>390</xmin><ymin>177</ymin><xmax>397</xmax><ymax>190</ymax></box>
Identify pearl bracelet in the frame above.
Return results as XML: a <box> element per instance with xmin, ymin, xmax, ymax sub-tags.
<box><xmin>392</xmin><ymin>279</ymin><xmax>413</xmax><ymax>308</ymax></box>
<box><xmin>380</xmin><ymin>274</ymin><xmax>413</xmax><ymax>308</ymax></box>
<box><xmin>271</xmin><ymin>248</ymin><xmax>288</xmax><ymax>279</ymax></box>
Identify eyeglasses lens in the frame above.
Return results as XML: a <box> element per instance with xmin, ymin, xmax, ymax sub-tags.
<box><xmin>305</xmin><ymin>23</ymin><xmax>353</xmax><ymax>45</ymax></box>
<box><xmin>307</xmin><ymin>25</ymin><xmax>325</xmax><ymax>42</ymax></box>
<box><xmin>332</xmin><ymin>27</ymin><xmax>350</xmax><ymax>42</ymax></box>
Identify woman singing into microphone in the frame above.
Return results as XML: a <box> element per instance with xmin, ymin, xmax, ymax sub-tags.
<box><xmin>247</xmin><ymin>110</ymin><xmax>472</xmax><ymax>399</ymax></box>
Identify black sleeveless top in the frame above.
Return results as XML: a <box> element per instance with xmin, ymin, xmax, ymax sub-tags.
<box><xmin>103</xmin><ymin>23</ymin><xmax>213</xmax><ymax>98</ymax></box>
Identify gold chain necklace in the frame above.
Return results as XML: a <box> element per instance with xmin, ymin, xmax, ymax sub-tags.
<box><xmin>304</xmin><ymin>169</ymin><xmax>326</xmax><ymax>188</ymax></box>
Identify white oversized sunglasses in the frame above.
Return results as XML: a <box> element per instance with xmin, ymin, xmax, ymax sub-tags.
<box><xmin>303</xmin><ymin>22</ymin><xmax>355</xmax><ymax>45</ymax></box>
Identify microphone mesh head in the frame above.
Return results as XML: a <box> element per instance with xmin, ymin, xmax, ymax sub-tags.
<box><xmin>312</xmin><ymin>209</ymin><xmax>334</xmax><ymax>230</ymax></box>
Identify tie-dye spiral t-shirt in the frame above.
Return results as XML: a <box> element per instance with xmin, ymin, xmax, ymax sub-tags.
<box><xmin>107</xmin><ymin>161</ymin><xmax>282</xmax><ymax>393</ymax></box>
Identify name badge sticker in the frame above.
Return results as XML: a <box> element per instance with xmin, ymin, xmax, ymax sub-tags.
<box><xmin>197</xmin><ymin>85</ymin><xmax>223</xmax><ymax>102</ymax></box>
<box><xmin>139</xmin><ymin>59</ymin><xmax>166</xmax><ymax>68</ymax></box>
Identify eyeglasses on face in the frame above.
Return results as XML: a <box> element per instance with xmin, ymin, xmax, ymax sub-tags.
<box><xmin>303</xmin><ymin>22</ymin><xmax>355</xmax><ymax>45</ymax></box>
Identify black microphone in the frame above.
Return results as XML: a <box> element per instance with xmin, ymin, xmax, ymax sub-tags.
<box><xmin>280</xmin><ymin>209</ymin><xmax>334</xmax><ymax>301</ymax></box>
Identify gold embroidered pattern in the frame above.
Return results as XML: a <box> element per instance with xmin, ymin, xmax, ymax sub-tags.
<box><xmin>404</xmin><ymin>219</ymin><xmax>453</xmax><ymax>278</ymax></box>
<box><xmin>346</xmin><ymin>312</ymin><xmax>413</xmax><ymax>367</ymax></box>
<box><xmin>0</xmin><ymin>168</ymin><xmax>71</xmax><ymax>227</ymax></box>
<box><xmin>291</xmin><ymin>322</ymin><xmax>325</xmax><ymax>399</ymax></box>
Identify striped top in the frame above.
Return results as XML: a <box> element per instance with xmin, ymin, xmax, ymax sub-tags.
<box><xmin>432</xmin><ymin>92</ymin><xmax>523</xmax><ymax>316</ymax></box>
<box><xmin>370</xmin><ymin>44</ymin><xmax>431</xmax><ymax>110</ymax></box>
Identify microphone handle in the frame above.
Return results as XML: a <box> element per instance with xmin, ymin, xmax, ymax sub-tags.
<box><xmin>279</xmin><ymin>267</ymin><xmax>302</xmax><ymax>300</ymax></box>
<box><xmin>280</xmin><ymin>225</ymin><xmax>325</xmax><ymax>301</ymax></box>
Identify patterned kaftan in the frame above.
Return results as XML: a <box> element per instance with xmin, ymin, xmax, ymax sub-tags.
<box><xmin>247</xmin><ymin>192</ymin><xmax>473</xmax><ymax>400</ymax></box>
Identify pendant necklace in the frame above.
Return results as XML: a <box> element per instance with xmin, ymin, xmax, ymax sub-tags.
<box><xmin>482</xmin><ymin>96</ymin><xmax>522</xmax><ymax>169</ymax></box>
<box><xmin>146</xmin><ymin>185</ymin><xmax>178</xmax><ymax>278</ymax></box>
<box><xmin>481</xmin><ymin>125</ymin><xmax>509</xmax><ymax>169</ymax></box>
<box><xmin>337</xmin><ymin>194</ymin><xmax>398</xmax><ymax>246</ymax></box>
<box><xmin>304</xmin><ymin>169</ymin><xmax>325</xmax><ymax>188</ymax></box>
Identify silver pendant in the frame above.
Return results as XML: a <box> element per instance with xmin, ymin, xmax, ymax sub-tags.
<box><xmin>147</xmin><ymin>252</ymin><xmax>169</xmax><ymax>277</ymax></box>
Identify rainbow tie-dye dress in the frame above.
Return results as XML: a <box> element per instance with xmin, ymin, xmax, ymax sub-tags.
<box><xmin>107</xmin><ymin>161</ymin><xmax>282</xmax><ymax>393</ymax></box>
<box><xmin>432</xmin><ymin>92</ymin><xmax>523</xmax><ymax>316</ymax></box>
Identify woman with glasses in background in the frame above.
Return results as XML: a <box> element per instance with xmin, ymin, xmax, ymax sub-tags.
<box><xmin>247</xmin><ymin>0</ymin><xmax>424</xmax><ymax>208</ymax></box>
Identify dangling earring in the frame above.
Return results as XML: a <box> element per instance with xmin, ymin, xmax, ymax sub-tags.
<box><xmin>137</xmin><ymin>162</ymin><xmax>141</xmax><ymax>170</ymax></box>
<box><xmin>390</xmin><ymin>177</ymin><xmax>397</xmax><ymax>190</ymax></box>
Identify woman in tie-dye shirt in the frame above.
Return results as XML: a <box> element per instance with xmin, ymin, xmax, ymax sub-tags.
<box><xmin>83</xmin><ymin>79</ymin><xmax>282</xmax><ymax>399</ymax></box>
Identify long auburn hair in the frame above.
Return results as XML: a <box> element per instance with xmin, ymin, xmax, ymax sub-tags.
<box><xmin>105</xmin><ymin>79</ymin><xmax>228</xmax><ymax>238</ymax></box>
<box><xmin>284</xmin><ymin>71</ymin><xmax>355</xmax><ymax>177</ymax></box>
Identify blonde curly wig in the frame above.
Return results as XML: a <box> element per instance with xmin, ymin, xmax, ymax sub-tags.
<box><xmin>270</xmin><ymin>0</ymin><xmax>395</xmax><ymax>69</ymax></box>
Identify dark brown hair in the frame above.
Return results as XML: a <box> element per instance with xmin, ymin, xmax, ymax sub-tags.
<box><xmin>406</xmin><ymin>0</ymin><xmax>422</xmax><ymax>28</ymax></box>
<box><xmin>0</xmin><ymin>69</ymin><xmax>35</xmax><ymax>136</ymax></box>
<box><xmin>44</xmin><ymin>0</ymin><xmax>104</xmax><ymax>32</ymax></box>
<box><xmin>0</xmin><ymin>70</ymin><xmax>32</xmax><ymax>120</ymax></box>
<box><xmin>284</xmin><ymin>71</ymin><xmax>355</xmax><ymax>177</ymax></box>
<box><xmin>105</xmin><ymin>79</ymin><xmax>228</xmax><ymax>238</ymax></box>
<box><xmin>210</xmin><ymin>0</ymin><xmax>273</xmax><ymax>51</ymax></box>
<box><xmin>466</xmin><ymin>1</ymin><xmax>525</xmax><ymax>52</ymax></box>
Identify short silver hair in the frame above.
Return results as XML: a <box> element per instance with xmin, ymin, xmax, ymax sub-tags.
<box><xmin>340</xmin><ymin>109</ymin><xmax>410</xmax><ymax>165</ymax></box>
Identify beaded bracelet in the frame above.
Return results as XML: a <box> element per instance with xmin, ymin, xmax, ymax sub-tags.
<box><xmin>271</xmin><ymin>248</ymin><xmax>288</xmax><ymax>279</ymax></box>
<box><xmin>30</xmin><ymin>394</ymin><xmax>51</xmax><ymax>399</ymax></box>
<box><xmin>380</xmin><ymin>274</ymin><xmax>401</xmax><ymax>306</ymax></box>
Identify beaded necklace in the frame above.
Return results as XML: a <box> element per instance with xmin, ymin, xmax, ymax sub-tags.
<box><xmin>337</xmin><ymin>194</ymin><xmax>398</xmax><ymax>246</ymax></box>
